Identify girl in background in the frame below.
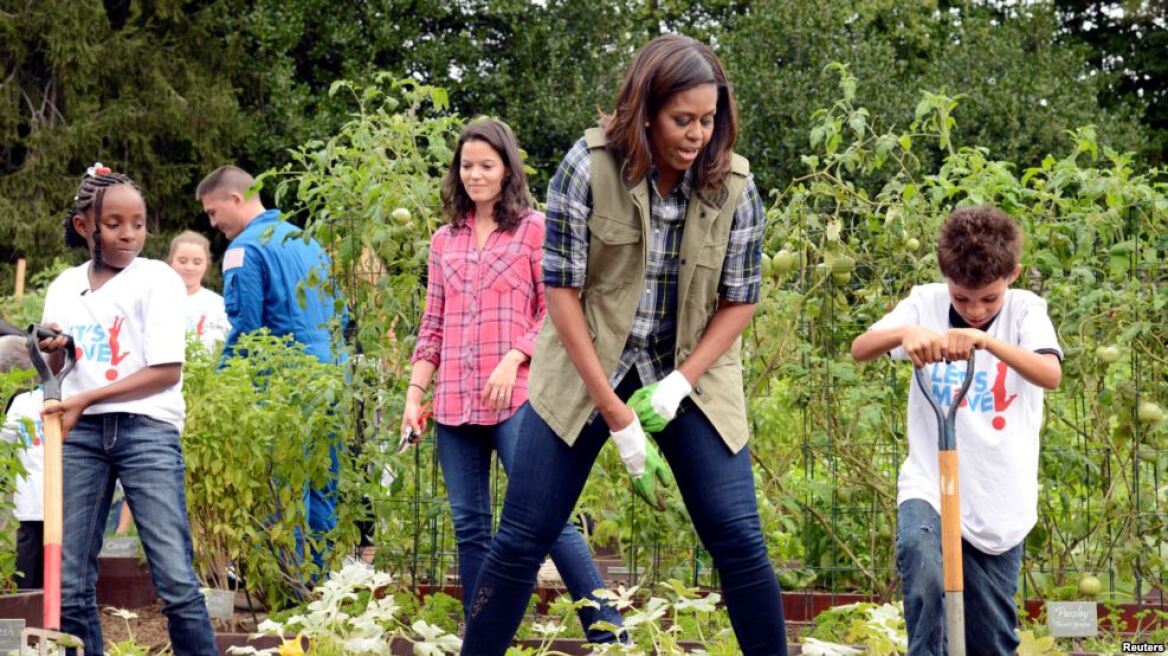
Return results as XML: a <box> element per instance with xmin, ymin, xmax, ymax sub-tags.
<box><xmin>168</xmin><ymin>230</ymin><xmax>230</xmax><ymax>350</ymax></box>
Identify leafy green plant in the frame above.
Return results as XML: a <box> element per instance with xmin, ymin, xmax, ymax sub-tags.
<box><xmin>227</xmin><ymin>563</ymin><xmax>462</xmax><ymax>655</ymax></box>
<box><xmin>182</xmin><ymin>332</ymin><xmax>352</xmax><ymax>606</ymax></box>
<box><xmin>806</xmin><ymin>602</ymin><xmax>906</xmax><ymax>655</ymax></box>
<box><xmin>1016</xmin><ymin>629</ymin><xmax>1067</xmax><ymax>656</ymax></box>
<box><xmin>256</xmin><ymin>76</ymin><xmax>467</xmax><ymax>585</ymax></box>
<box><xmin>0</xmin><ymin>367</ymin><xmax>34</xmax><ymax>592</ymax></box>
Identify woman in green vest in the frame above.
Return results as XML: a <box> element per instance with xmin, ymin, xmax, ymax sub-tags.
<box><xmin>460</xmin><ymin>34</ymin><xmax>788</xmax><ymax>655</ymax></box>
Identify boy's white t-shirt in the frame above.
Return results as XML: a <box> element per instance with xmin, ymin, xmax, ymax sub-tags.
<box><xmin>2</xmin><ymin>389</ymin><xmax>46</xmax><ymax>521</ymax></box>
<box><xmin>871</xmin><ymin>283</ymin><xmax>1062</xmax><ymax>555</ymax></box>
<box><xmin>184</xmin><ymin>287</ymin><xmax>230</xmax><ymax>350</ymax></box>
<box><xmin>42</xmin><ymin>258</ymin><xmax>187</xmax><ymax>430</ymax></box>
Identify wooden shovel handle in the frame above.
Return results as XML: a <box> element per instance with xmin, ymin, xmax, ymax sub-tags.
<box><xmin>42</xmin><ymin>400</ymin><xmax>64</xmax><ymax>631</ymax></box>
<box><xmin>939</xmin><ymin>450</ymin><xmax>963</xmax><ymax>593</ymax></box>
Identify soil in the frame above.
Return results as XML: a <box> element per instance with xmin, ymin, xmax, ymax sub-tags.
<box><xmin>98</xmin><ymin>600</ymin><xmax>265</xmax><ymax>653</ymax></box>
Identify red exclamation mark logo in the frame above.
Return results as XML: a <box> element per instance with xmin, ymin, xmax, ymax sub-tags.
<box><xmin>106</xmin><ymin>316</ymin><xmax>132</xmax><ymax>380</ymax></box>
<box><xmin>991</xmin><ymin>361</ymin><xmax>1017</xmax><ymax>430</ymax></box>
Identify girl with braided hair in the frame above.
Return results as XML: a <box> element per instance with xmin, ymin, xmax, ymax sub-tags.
<box><xmin>37</xmin><ymin>164</ymin><xmax>217</xmax><ymax>654</ymax></box>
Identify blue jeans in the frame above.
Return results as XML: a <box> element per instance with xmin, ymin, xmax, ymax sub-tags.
<box><xmin>897</xmin><ymin>499</ymin><xmax>1023</xmax><ymax>656</ymax></box>
<box><xmin>436</xmin><ymin>407</ymin><xmax>622</xmax><ymax>643</ymax></box>
<box><xmin>461</xmin><ymin>375</ymin><xmax>787</xmax><ymax>655</ymax></box>
<box><xmin>297</xmin><ymin>437</ymin><xmax>340</xmax><ymax>572</ymax></box>
<box><xmin>61</xmin><ymin>414</ymin><xmax>216</xmax><ymax>656</ymax></box>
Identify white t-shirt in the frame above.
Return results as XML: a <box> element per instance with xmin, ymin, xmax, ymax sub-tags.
<box><xmin>870</xmin><ymin>283</ymin><xmax>1062</xmax><ymax>554</ymax></box>
<box><xmin>42</xmin><ymin>258</ymin><xmax>187</xmax><ymax>430</ymax></box>
<box><xmin>184</xmin><ymin>287</ymin><xmax>230</xmax><ymax>350</ymax></box>
<box><xmin>2</xmin><ymin>389</ymin><xmax>45</xmax><ymax>521</ymax></box>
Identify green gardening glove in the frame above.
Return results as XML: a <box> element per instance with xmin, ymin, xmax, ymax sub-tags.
<box><xmin>628</xmin><ymin>383</ymin><xmax>667</xmax><ymax>433</ymax></box>
<box><xmin>629</xmin><ymin>371</ymin><xmax>694</xmax><ymax>434</ymax></box>
<box><xmin>631</xmin><ymin>437</ymin><xmax>673</xmax><ymax>511</ymax></box>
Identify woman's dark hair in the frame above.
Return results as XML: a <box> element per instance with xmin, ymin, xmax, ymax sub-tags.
<box><xmin>937</xmin><ymin>206</ymin><xmax>1024</xmax><ymax>288</ymax></box>
<box><xmin>440</xmin><ymin>119</ymin><xmax>532</xmax><ymax>232</ymax></box>
<box><xmin>63</xmin><ymin>163</ymin><xmax>141</xmax><ymax>268</ymax></box>
<box><xmin>601</xmin><ymin>34</ymin><xmax>739</xmax><ymax>194</ymax></box>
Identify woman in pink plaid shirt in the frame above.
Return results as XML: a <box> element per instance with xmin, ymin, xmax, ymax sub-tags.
<box><xmin>401</xmin><ymin>119</ymin><xmax>623</xmax><ymax>642</ymax></box>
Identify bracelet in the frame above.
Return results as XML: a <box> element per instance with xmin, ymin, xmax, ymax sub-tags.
<box><xmin>408</xmin><ymin>383</ymin><xmax>426</xmax><ymax>394</ymax></box>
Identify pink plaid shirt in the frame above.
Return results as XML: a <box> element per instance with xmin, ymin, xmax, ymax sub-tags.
<box><xmin>412</xmin><ymin>210</ymin><xmax>547</xmax><ymax>426</ymax></box>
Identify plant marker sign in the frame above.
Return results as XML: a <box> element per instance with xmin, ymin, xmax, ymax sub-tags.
<box><xmin>1046</xmin><ymin>601</ymin><xmax>1097</xmax><ymax>637</ymax></box>
<box><xmin>0</xmin><ymin>619</ymin><xmax>23</xmax><ymax>652</ymax></box>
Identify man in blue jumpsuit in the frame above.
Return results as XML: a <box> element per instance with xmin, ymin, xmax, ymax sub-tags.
<box><xmin>197</xmin><ymin>164</ymin><xmax>345</xmax><ymax>569</ymax></box>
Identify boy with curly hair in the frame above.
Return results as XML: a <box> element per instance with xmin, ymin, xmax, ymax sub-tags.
<box><xmin>852</xmin><ymin>206</ymin><xmax>1063</xmax><ymax>654</ymax></box>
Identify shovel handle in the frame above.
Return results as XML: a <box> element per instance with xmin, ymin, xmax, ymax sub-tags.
<box><xmin>41</xmin><ymin>403</ymin><xmax>64</xmax><ymax>631</ymax></box>
<box><xmin>27</xmin><ymin>324</ymin><xmax>77</xmax><ymax>402</ymax></box>
<box><xmin>939</xmin><ymin>450</ymin><xmax>963</xmax><ymax>593</ymax></box>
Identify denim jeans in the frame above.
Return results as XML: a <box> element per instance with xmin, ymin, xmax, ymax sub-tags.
<box><xmin>897</xmin><ymin>499</ymin><xmax>1023</xmax><ymax>656</ymax></box>
<box><xmin>461</xmin><ymin>374</ymin><xmax>787</xmax><ymax>655</ymax></box>
<box><xmin>15</xmin><ymin>521</ymin><xmax>43</xmax><ymax>590</ymax></box>
<box><xmin>436</xmin><ymin>407</ymin><xmax>622</xmax><ymax>643</ymax></box>
<box><xmin>297</xmin><ymin>437</ymin><xmax>340</xmax><ymax>572</ymax></box>
<box><xmin>61</xmin><ymin>414</ymin><xmax>216</xmax><ymax>656</ymax></box>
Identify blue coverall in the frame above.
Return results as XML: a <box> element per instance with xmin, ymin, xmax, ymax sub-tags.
<box><xmin>221</xmin><ymin>209</ymin><xmax>346</xmax><ymax>564</ymax></box>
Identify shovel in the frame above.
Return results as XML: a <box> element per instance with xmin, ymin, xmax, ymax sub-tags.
<box><xmin>0</xmin><ymin>319</ymin><xmax>84</xmax><ymax>654</ymax></box>
<box><xmin>912</xmin><ymin>352</ymin><xmax>975</xmax><ymax>656</ymax></box>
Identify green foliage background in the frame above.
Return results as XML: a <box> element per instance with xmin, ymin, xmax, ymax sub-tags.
<box><xmin>1</xmin><ymin>0</ymin><xmax>1162</xmax><ymax>286</ymax></box>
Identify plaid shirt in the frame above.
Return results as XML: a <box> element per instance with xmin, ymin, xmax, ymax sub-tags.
<box><xmin>544</xmin><ymin>138</ymin><xmax>765</xmax><ymax>387</ymax></box>
<box><xmin>412</xmin><ymin>210</ymin><xmax>546</xmax><ymax>426</ymax></box>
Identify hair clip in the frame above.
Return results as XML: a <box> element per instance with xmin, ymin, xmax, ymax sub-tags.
<box><xmin>86</xmin><ymin>162</ymin><xmax>112</xmax><ymax>177</ymax></box>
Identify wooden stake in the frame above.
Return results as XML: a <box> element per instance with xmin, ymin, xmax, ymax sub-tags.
<box><xmin>14</xmin><ymin>258</ymin><xmax>26</xmax><ymax>301</ymax></box>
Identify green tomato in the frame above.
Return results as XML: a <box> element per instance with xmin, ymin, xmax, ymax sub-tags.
<box><xmin>761</xmin><ymin>253</ymin><xmax>774</xmax><ymax>278</ymax></box>
<box><xmin>392</xmin><ymin>207</ymin><xmax>412</xmax><ymax>224</ymax></box>
<box><xmin>1138</xmin><ymin>401</ymin><xmax>1165</xmax><ymax>424</ymax></box>
<box><xmin>827</xmin><ymin>253</ymin><xmax>856</xmax><ymax>274</ymax></box>
<box><xmin>1095</xmin><ymin>345</ymin><xmax>1121</xmax><ymax>364</ymax></box>
<box><xmin>832</xmin><ymin>270</ymin><xmax>852</xmax><ymax>285</ymax></box>
<box><xmin>904</xmin><ymin>237</ymin><xmax>921</xmax><ymax>252</ymax></box>
<box><xmin>772</xmin><ymin>250</ymin><xmax>797</xmax><ymax>275</ymax></box>
<box><xmin>1078</xmin><ymin>574</ymin><xmax>1102</xmax><ymax>599</ymax></box>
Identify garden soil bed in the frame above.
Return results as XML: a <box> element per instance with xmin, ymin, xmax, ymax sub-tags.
<box><xmin>89</xmin><ymin>601</ymin><xmax>1105</xmax><ymax>655</ymax></box>
<box><xmin>71</xmin><ymin>584</ymin><xmax>1158</xmax><ymax>654</ymax></box>
<box><xmin>99</xmin><ymin>598</ymin><xmax>267</xmax><ymax>653</ymax></box>
<box><xmin>0</xmin><ymin>590</ymin><xmax>42</xmax><ymax>627</ymax></box>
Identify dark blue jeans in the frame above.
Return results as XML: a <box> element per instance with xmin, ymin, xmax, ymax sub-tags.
<box><xmin>461</xmin><ymin>375</ymin><xmax>787</xmax><ymax>655</ymax></box>
<box><xmin>436</xmin><ymin>407</ymin><xmax>622</xmax><ymax>642</ymax></box>
<box><xmin>897</xmin><ymin>499</ymin><xmax>1023</xmax><ymax>656</ymax></box>
<box><xmin>62</xmin><ymin>414</ymin><xmax>216</xmax><ymax>656</ymax></box>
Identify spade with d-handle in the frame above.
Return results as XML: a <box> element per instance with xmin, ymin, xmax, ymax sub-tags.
<box><xmin>912</xmin><ymin>352</ymin><xmax>975</xmax><ymax>656</ymax></box>
<box><xmin>0</xmin><ymin>319</ymin><xmax>84</xmax><ymax>653</ymax></box>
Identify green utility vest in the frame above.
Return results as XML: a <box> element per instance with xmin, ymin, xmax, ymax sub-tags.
<box><xmin>528</xmin><ymin>128</ymin><xmax>753</xmax><ymax>453</ymax></box>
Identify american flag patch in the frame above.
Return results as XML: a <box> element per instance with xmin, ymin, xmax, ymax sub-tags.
<box><xmin>223</xmin><ymin>248</ymin><xmax>246</xmax><ymax>271</ymax></box>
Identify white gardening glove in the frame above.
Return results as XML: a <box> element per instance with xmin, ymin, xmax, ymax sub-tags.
<box><xmin>628</xmin><ymin>370</ymin><xmax>693</xmax><ymax>433</ymax></box>
<box><xmin>611</xmin><ymin>411</ymin><xmax>673</xmax><ymax>511</ymax></box>
<box><xmin>610</xmin><ymin>414</ymin><xmax>647</xmax><ymax>476</ymax></box>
